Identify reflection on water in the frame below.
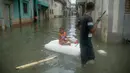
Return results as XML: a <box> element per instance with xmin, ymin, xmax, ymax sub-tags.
<box><xmin>1</xmin><ymin>16</ymin><xmax>130</xmax><ymax>73</ymax></box>
<box><xmin>0</xmin><ymin>17</ymin><xmax>80</xmax><ymax>73</ymax></box>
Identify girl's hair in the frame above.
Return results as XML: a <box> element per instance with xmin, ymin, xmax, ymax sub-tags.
<box><xmin>59</xmin><ymin>27</ymin><xmax>64</xmax><ymax>30</ymax></box>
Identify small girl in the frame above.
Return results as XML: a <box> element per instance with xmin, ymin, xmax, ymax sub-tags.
<box><xmin>59</xmin><ymin>27</ymin><xmax>71</xmax><ymax>45</ymax></box>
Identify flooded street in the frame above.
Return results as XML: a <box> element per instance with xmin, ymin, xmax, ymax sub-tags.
<box><xmin>0</xmin><ymin>16</ymin><xmax>130</xmax><ymax>73</ymax></box>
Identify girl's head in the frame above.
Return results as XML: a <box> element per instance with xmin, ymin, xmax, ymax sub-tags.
<box><xmin>59</xmin><ymin>27</ymin><xmax>64</xmax><ymax>33</ymax></box>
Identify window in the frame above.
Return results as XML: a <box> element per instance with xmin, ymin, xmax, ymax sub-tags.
<box><xmin>23</xmin><ymin>2</ymin><xmax>28</xmax><ymax>14</ymax></box>
<box><xmin>50</xmin><ymin>9</ymin><xmax>51</xmax><ymax>14</ymax></box>
<box><xmin>50</xmin><ymin>9</ymin><xmax>53</xmax><ymax>14</ymax></box>
<box><xmin>125</xmin><ymin>0</ymin><xmax>130</xmax><ymax>14</ymax></box>
<box><xmin>52</xmin><ymin>9</ymin><xmax>53</xmax><ymax>14</ymax></box>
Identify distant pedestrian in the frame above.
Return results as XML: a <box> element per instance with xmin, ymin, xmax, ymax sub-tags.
<box><xmin>76</xmin><ymin>2</ymin><xmax>100</xmax><ymax>67</ymax></box>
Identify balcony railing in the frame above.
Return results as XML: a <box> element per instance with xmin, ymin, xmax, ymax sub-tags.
<box><xmin>54</xmin><ymin>0</ymin><xmax>66</xmax><ymax>5</ymax></box>
<box><xmin>76</xmin><ymin>0</ymin><xmax>86</xmax><ymax>3</ymax></box>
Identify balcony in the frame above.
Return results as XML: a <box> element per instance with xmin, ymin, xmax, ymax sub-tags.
<box><xmin>38</xmin><ymin>0</ymin><xmax>49</xmax><ymax>7</ymax></box>
<box><xmin>54</xmin><ymin>0</ymin><xmax>66</xmax><ymax>6</ymax></box>
<box><xmin>76</xmin><ymin>0</ymin><xmax>86</xmax><ymax>6</ymax></box>
<box><xmin>76</xmin><ymin>0</ymin><xmax>86</xmax><ymax>3</ymax></box>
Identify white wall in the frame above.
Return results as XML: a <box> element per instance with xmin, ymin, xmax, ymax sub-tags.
<box><xmin>48</xmin><ymin>0</ymin><xmax>54</xmax><ymax>9</ymax></box>
<box><xmin>94</xmin><ymin>0</ymin><xmax>109</xmax><ymax>42</ymax></box>
<box><xmin>94</xmin><ymin>0</ymin><xmax>122</xmax><ymax>42</ymax></box>
<box><xmin>54</xmin><ymin>2</ymin><xmax>63</xmax><ymax>16</ymax></box>
<box><xmin>95</xmin><ymin>0</ymin><xmax>102</xmax><ymax>28</ymax></box>
<box><xmin>48</xmin><ymin>0</ymin><xmax>54</xmax><ymax>18</ymax></box>
<box><xmin>112</xmin><ymin>0</ymin><xmax>119</xmax><ymax>33</ymax></box>
<box><xmin>101</xmin><ymin>0</ymin><xmax>109</xmax><ymax>42</ymax></box>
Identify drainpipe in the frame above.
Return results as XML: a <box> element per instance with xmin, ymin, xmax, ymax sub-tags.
<box><xmin>18</xmin><ymin>0</ymin><xmax>22</xmax><ymax>29</ymax></box>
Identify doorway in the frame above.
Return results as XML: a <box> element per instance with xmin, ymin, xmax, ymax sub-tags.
<box><xmin>123</xmin><ymin>0</ymin><xmax>130</xmax><ymax>40</ymax></box>
<box><xmin>4</xmin><ymin>4</ymin><xmax>12</xmax><ymax>28</ymax></box>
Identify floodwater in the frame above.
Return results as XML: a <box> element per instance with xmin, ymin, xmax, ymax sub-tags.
<box><xmin>0</xmin><ymin>16</ymin><xmax>130</xmax><ymax>73</ymax></box>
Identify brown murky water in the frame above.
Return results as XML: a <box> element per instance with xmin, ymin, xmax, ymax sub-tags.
<box><xmin>0</xmin><ymin>16</ymin><xmax>130</xmax><ymax>73</ymax></box>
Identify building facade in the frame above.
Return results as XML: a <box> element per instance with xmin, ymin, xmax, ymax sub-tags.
<box><xmin>0</xmin><ymin>0</ymin><xmax>49</xmax><ymax>30</ymax></box>
<box><xmin>13</xmin><ymin>0</ymin><xmax>33</xmax><ymax>26</ymax></box>
<box><xmin>38</xmin><ymin>0</ymin><xmax>49</xmax><ymax>22</ymax></box>
<box><xmin>64</xmin><ymin>0</ymin><xmax>71</xmax><ymax>17</ymax></box>
<box><xmin>47</xmin><ymin>0</ymin><xmax>71</xmax><ymax>18</ymax></box>
<box><xmin>47</xmin><ymin>0</ymin><xmax>54</xmax><ymax>19</ymax></box>
<box><xmin>76</xmin><ymin>0</ymin><xmax>86</xmax><ymax>16</ymax></box>
<box><xmin>0</xmin><ymin>0</ymin><xmax>13</xmax><ymax>30</ymax></box>
<box><xmin>53</xmin><ymin>1</ymin><xmax>63</xmax><ymax>17</ymax></box>
<box><xmin>76</xmin><ymin>0</ymin><xmax>130</xmax><ymax>43</ymax></box>
<box><xmin>93</xmin><ymin>0</ymin><xmax>130</xmax><ymax>43</ymax></box>
<box><xmin>53</xmin><ymin>0</ymin><xmax>66</xmax><ymax>18</ymax></box>
<box><xmin>70</xmin><ymin>4</ymin><xmax>76</xmax><ymax>16</ymax></box>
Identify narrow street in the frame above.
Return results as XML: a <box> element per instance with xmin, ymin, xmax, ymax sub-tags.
<box><xmin>0</xmin><ymin>16</ymin><xmax>130</xmax><ymax>73</ymax></box>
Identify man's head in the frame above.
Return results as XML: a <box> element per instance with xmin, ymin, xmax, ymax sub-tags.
<box><xmin>86</xmin><ymin>2</ymin><xmax>95</xmax><ymax>11</ymax></box>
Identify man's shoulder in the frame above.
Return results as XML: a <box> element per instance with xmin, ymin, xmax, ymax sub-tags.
<box><xmin>79</xmin><ymin>15</ymin><xmax>92</xmax><ymax>20</ymax></box>
<box><xmin>84</xmin><ymin>14</ymin><xmax>92</xmax><ymax>19</ymax></box>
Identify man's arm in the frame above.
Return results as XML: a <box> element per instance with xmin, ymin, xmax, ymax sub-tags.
<box><xmin>87</xmin><ymin>16</ymin><xmax>100</xmax><ymax>33</ymax></box>
<box><xmin>90</xmin><ymin>18</ymin><xmax>100</xmax><ymax>33</ymax></box>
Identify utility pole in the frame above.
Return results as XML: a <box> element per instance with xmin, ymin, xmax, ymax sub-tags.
<box><xmin>18</xmin><ymin>0</ymin><xmax>22</xmax><ymax>30</ymax></box>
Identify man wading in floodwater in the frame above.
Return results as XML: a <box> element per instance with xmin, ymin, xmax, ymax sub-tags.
<box><xmin>76</xmin><ymin>2</ymin><xmax>100</xmax><ymax>67</ymax></box>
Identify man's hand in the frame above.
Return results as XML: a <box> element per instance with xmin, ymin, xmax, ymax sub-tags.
<box><xmin>96</xmin><ymin>17</ymin><xmax>101</xmax><ymax>24</ymax></box>
<box><xmin>90</xmin><ymin>18</ymin><xmax>100</xmax><ymax>33</ymax></box>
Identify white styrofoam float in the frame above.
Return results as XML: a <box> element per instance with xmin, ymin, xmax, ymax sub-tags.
<box><xmin>44</xmin><ymin>39</ymin><xmax>80</xmax><ymax>56</ymax></box>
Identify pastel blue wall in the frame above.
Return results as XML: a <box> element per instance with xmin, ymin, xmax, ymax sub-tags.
<box><xmin>13</xmin><ymin>0</ymin><xmax>19</xmax><ymax>18</ymax></box>
<box><xmin>13</xmin><ymin>0</ymin><xmax>48</xmax><ymax>20</ymax></box>
<box><xmin>13</xmin><ymin>0</ymin><xmax>32</xmax><ymax>19</ymax></box>
<box><xmin>0</xmin><ymin>0</ymin><xmax>2</xmax><ymax>18</ymax></box>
